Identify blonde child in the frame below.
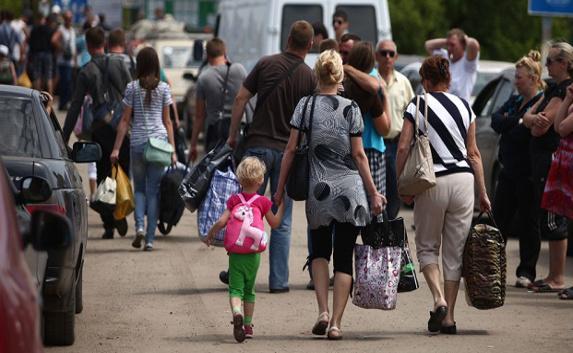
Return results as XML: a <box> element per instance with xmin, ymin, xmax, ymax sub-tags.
<box><xmin>204</xmin><ymin>157</ymin><xmax>284</xmax><ymax>342</ymax></box>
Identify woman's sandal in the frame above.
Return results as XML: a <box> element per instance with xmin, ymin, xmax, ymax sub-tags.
<box><xmin>428</xmin><ymin>306</ymin><xmax>448</xmax><ymax>333</ymax></box>
<box><xmin>312</xmin><ymin>312</ymin><xmax>329</xmax><ymax>335</ymax></box>
<box><xmin>558</xmin><ymin>287</ymin><xmax>573</xmax><ymax>300</ymax></box>
<box><xmin>327</xmin><ymin>326</ymin><xmax>343</xmax><ymax>340</ymax></box>
<box><xmin>440</xmin><ymin>322</ymin><xmax>457</xmax><ymax>335</ymax></box>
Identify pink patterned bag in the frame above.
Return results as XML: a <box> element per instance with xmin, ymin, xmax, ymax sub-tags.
<box><xmin>352</xmin><ymin>243</ymin><xmax>402</xmax><ymax>310</ymax></box>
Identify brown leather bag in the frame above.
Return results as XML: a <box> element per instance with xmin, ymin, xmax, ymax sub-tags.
<box><xmin>398</xmin><ymin>93</ymin><xmax>436</xmax><ymax>196</ymax></box>
<box><xmin>462</xmin><ymin>212</ymin><xmax>506</xmax><ymax>310</ymax></box>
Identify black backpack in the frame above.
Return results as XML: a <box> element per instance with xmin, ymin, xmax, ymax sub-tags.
<box><xmin>157</xmin><ymin>166</ymin><xmax>187</xmax><ymax>235</ymax></box>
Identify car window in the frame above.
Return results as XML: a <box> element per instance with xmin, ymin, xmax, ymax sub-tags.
<box><xmin>0</xmin><ymin>97</ymin><xmax>41</xmax><ymax>157</ymax></box>
<box><xmin>335</xmin><ymin>5</ymin><xmax>377</xmax><ymax>45</ymax></box>
<box><xmin>491</xmin><ymin>79</ymin><xmax>514</xmax><ymax>113</ymax></box>
<box><xmin>472</xmin><ymin>72</ymin><xmax>498</xmax><ymax>97</ymax></box>
<box><xmin>472</xmin><ymin>77</ymin><xmax>501</xmax><ymax>117</ymax></box>
<box><xmin>45</xmin><ymin>109</ymin><xmax>69</xmax><ymax>159</ymax></box>
<box><xmin>281</xmin><ymin>5</ymin><xmax>323</xmax><ymax>52</ymax></box>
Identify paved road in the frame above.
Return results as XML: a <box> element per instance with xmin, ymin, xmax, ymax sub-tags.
<box><xmin>45</xmin><ymin>188</ymin><xmax>573</xmax><ymax>353</ymax></box>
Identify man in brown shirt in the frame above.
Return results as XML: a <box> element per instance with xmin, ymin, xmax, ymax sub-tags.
<box><xmin>228</xmin><ymin>20</ymin><xmax>317</xmax><ymax>293</ymax></box>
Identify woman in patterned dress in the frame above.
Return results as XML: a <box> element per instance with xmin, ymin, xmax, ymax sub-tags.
<box><xmin>275</xmin><ymin>50</ymin><xmax>384</xmax><ymax>340</ymax></box>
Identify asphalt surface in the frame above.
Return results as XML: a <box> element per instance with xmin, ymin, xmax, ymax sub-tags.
<box><xmin>47</xmin><ymin>111</ymin><xmax>573</xmax><ymax>353</ymax></box>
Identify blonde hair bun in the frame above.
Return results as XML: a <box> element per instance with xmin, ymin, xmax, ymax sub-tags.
<box><xmin>527</xmin><ymin>50</ymin><xmax>541</xmax><ymax>62</ymax></box>
<box><xmin>314</xmin><ymin>50</ymin><xmax>343</xmax><ymax>86</ymax></box>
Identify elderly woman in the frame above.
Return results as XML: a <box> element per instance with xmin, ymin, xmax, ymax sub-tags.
<box><xmin>490</xmin><ymin>51</ymin><xmax>544</xmax><ymax>289</ymax></box>
<box><xmin>522</xmin><ymin>41</ymin><xmax>573</xmax><ymax>293</ymax></box>
<box><xmin>275</xmin><ymin>49</ymin><xmax>384</xmax><ymax>340</ymax></box>
<box><xmin>396</xmin><ymin>55</ymin><xmax>491</xmax><ymax>334</ymax></box>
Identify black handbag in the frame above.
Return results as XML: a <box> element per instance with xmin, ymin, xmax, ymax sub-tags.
<box><xmin>362</xmin><ymin>213</ymin><xmax>420</xmax><ymax>292</ymax></box>
<box><xmin>178</xmin><ymin>142</ymin><xmax>234</xmax><ymax>212</ymax></box>
<box><xmin>286</xmin><ymin>95</ymin><xmax>315</xmax><ymax>201</ymax></box>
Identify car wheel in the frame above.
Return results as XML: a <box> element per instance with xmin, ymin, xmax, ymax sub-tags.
<box><xmin>75</xmin><ymin>265</ymin><xmax>83</xmax><ymax>314</ymax></box>
<box><xmin>43</xmin><ymin>291</ymin><xmax>76</xmax><ymax>346</ymax></box>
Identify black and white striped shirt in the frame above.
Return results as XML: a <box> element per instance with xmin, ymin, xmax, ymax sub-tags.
<box><xmin>403</xmin><ymin>92</ymin><xmax>475</xmax><ymax>176</ymax></box>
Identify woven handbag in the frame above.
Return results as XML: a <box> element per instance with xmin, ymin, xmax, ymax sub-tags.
<box><xmin>398</xmin><ymin>93</ymin><xmax>436</xmax><ymax>196</ymax></box>
<box><xmin>462</xmin><ymin>212</ymin><xmax>506</xmax><ymax>310</ymax></box>
<box><xmin>286</xmin><ymin>95</ymin><xmax>315</xmax><ymax>201</ymax></box>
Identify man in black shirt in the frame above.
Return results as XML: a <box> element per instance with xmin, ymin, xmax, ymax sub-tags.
<box><xmin>63</xmin><ymin>26</ymin><xmax>132</xmax><ymax>239</ymax></box>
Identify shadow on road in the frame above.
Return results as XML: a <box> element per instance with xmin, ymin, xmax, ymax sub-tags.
<box><xmin>135</xmin><ymin>287</ymin><xmax>227</xmax><ymax>296</ymax></box>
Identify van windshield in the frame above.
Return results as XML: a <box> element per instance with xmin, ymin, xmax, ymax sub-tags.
<box><xmin>336</xmin><ymin>5</ymin><xmax>377</xmax><ymax>45</ymax></box>
<box><xmin>281</xmin><ymin>5</ymin><xmax>323</xmax><ymax>51</ymax></box>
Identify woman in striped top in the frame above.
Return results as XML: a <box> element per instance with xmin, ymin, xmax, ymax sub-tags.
<box><xmin>396</xmin><ymin>56</ymin><xmax>491</xmax><ymax>334</ymax></box>
<box><xmin>111</xmin><ymin>47</ymin><xmax>176</xmax><ymax>251</ymax></box>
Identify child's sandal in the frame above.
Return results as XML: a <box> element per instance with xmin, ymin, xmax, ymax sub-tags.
<box><xmin>312</xmin><ymin>311</ymin><xmax>329</xmax><ymax>335</ymax></box>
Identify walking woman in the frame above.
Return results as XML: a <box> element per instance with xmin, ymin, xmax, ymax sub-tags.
<box><xmin>490</xmin><ymin>51</ymin><xmax>544</xmax><ymax>288</ymax></box>
<box><xmin>522</xmin><ymin>41</ymin><xmax>573</xmax><ymax>293</ymax></box>
<box><xmin>111</xmin><ymin>47</ymin><xmax>176</xmax><ymax>251</ymax></box>
<box><xmin>543</xmin><ymin>82</ymin><xmax>573</xmax><ymax>300</ymax></box>
<box><xmin>396</xmin><ymin>56</ymin><xmax>491</xmax><ymax>334</ymax></box>
<box><xmin>275</xmin><ymin>50</ymin><xmax>384</xmax><ymax>340</ymax></box>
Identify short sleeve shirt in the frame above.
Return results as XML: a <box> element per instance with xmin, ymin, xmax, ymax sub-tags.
<box><xmin>434</xmin><ymin>48</ymin><xmax>478</xmax><ymax>102</ymax></box>
<box><xmin>290</xmin><ymin>95</ymin><xmax>369</xmax><ymax>229</ymax></box>
<box><xmin>196</xmin><ymin>63</ymin><xmax>247</xmax><ymax>127</ymax></box>
<box><xmin>226</xmin><ymin>193</ymin><xmax>272</xmax><ymax>216</ymax></box>
<box><xmin>243</xmin><ymin>52</ymin><xmax>317</xmax><ymax>151</ymax></box>
<box><xmin>385</xmin><ymin>69</ymin><xmax>415</xmax><ymax>139</ymax></box>
<box><xmin>361</xmin><ymin>68</ymin><xmax>386</xmax><ymax>153</ymax></box>
<box><xmin>123</xmin><ymin>80</ymin><xmax>173</xmax><ymax>149</ymax></box>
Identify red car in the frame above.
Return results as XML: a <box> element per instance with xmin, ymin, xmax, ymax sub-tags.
<box><xmin>0</xmin><ymin>160</ymin><xmax>71</xmax><ymax>352</ymax></box>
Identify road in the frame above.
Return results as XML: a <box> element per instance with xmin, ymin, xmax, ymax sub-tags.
<box><xmin>45</xmin><ymin>189</ymin><xmax>573</xmax><ymax>353</ymax></box>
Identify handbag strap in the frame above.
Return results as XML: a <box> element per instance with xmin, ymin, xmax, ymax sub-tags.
<box><xmin>218</xmin><ymin>62</ymin><xmax>232</xmax><ymax>118</ymax></box>
<box><xmin>253</xmin><ymin>59</ymin><xmax>304</xmax><ymax>118</ymax></box>
<box><xmin>137</xmin><ymin>81</ymin><xmax>152</xmax><ymax>139</ymax></box>
<box><xmin>295</xmin><ymin>95</ymin><xmax>316</xmax><ymax>147</ymax></box>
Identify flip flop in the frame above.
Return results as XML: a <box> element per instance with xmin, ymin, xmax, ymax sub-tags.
<box><xmin>532</xmin><ymin>281</ymin><xmax>565</xmax><ymax>293</ymax></box>
<box><xmin>327</xmin><ymin>326</ymin><xmax>343</xmax><ymax>340</ymax></box>
<box><xmin>558</xmin><ymin>287</ymin><xmax>573</xmax><ymax>300</ymax></box>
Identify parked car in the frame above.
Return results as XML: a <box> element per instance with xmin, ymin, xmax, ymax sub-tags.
<box><xmin>400</xmin><ymin>60</ymin><xmax>514</xmax><ymax>103</ymax></box>
<box><xmin>0</xmin><ymin>85</ymin><xmax>101</xmax><ymax>346</ymax></box>
<box><xmin>0</xmin><ymin>159</ymin><xmax>72</xmax><ymax>353</ymax></box>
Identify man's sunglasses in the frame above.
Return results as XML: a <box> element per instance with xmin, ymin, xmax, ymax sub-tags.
<box><xmin>378</xmin><ymin>49</ymin><xmax>396</xmax><ymax>58</ymax></box>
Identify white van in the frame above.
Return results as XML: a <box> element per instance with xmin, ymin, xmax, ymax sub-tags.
<box><xmin>217</xmin><ymin>0</ymin><xmax>392</xmax><ymax>72</ymax></box>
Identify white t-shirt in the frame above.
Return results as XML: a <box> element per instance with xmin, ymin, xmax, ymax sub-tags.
<box><xmin>434</xmin><ymin>48</ymin><xmax>478</xmax><ymax>102</ymax></box>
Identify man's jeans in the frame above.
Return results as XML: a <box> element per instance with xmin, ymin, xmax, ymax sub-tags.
<box><xmin>58</xmin><ymin>64</ymin><xmax>73</xmax><ymax>109</ymax></box>
<box><xmin>131</xmin><ymin>149</ymin><xmax>164</xmax><ymax>244</ymax></box>
<box><xmin>384</xmin><ymin>139</ymin><xmax>400</xmax><ymax>219</ymax></box>
<box><xmin>244</xmin><ymin>147</ymin><xmax>293</xmax><ymax>290</ymax></box>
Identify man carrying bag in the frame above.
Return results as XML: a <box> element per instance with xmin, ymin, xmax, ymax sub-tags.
<box><xmin>62</xmin><ymin>27</ymin><xmax>132</xmax><ymax>239</ymax></box>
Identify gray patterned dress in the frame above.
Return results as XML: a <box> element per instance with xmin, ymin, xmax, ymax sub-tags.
<box><xmin>290</xmin><ymin>94</ymin><xmax>370</xmax><ymax>230</ymax></box>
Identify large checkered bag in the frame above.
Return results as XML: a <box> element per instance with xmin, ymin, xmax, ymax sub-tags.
<box><xmin>197</xmin><ymin>167</ymin><xmax>240</xmax><ymax>247</ymax></box>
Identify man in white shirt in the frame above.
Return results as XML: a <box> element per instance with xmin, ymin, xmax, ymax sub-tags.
<box><xmin>376</xmin><ymin>39</ymin><xmax>414</xmax><ymax>219</ymax></box>
<box><xmin>53</xmin><ymin>10</ymin><xmax>76</xmax><ymax>110</ymax></box>
<box><xmin>425</xmin><ymin>28</ymin><xmax>480</xmax><ymax>102</ymax></box>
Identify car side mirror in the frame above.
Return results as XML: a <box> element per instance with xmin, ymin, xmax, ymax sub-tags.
<box><xmin>72</xmin><ymin>142</ymin><xmax>102</xmax><ymax>163</ymax></box>
<box><xmin>19</xmin><ymin>176</ymin><xmax>52</xmax><ymax>203</ymax></box>
<box><xmin>26</xmin><ymin>210</ymin><xmax>72</xmax><ymax>251</ymax></box>
<box><xmin>183</xmin><ymin>72</ymin><xmax>197</xmax><ymax>81</ymax></box>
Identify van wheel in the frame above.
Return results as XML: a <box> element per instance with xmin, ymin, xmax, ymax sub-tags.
<box><xmin>44</xmin><ymin>293</ymin><xmax>75</xmax><ymax>346</ymax></box>
<box><xmin>75</xmin><ymin>266</ymin><xmax>83</xmax><ymax>314</ymax></box>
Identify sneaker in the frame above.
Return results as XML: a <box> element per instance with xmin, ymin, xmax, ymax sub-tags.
<box><xmin>232</xmin><ymin>313</ymin><xmax>245</xmax><ymax>343</ymax></box>
<box><xmin>516</xmin><ymin>276</ymin><xmax>532</xmax><ymax>288</ymax></box>
<box><xmin>144</xmin><ymin>243</ymin><xmax>153</xmax><ymax>251</ymax></box>
<box><xmin>115</xmin><ymin>218</ymin><xmax>128</xmax><ymax>237</ymax></box>
<box><xmin>219</xmin><ymin>270</ymin><xmax>229</xmax><ymax>285</ymax></box>
<box><xmin>244</xmin><ymin>324</ymin><xmax>253</xmax><ymax>339</ymax></box>
<box><xmin>102</xmin><ymin>229</ymin><xmax>114</xmax><ymax>239</ymax></box>
<box><xmin>132</xmin><ymin>230</ymin><xmax>144</xmax><ymax>249</ymax></box>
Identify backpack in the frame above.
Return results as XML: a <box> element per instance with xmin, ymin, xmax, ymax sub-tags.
<box><xmin>157</xmin><ymin>165</ymin><xmax>187</xmax><ymax>235</ymax></box>
<box><xmin>224</xmin><ymin>194</ymin><xmax>268</xmax><ymax>254</ymax></box>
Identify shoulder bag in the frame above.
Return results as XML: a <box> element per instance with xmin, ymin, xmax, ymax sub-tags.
<box><xmin>138</xmin><ymin>82</ymin><xmax>174</xmax><ymax>167</ymax></box>
<box><xmin>286</xmin><ymin>95</ymin><xmax>315</xmax><ymax>201</ymax></box>
<box><xmin>398</xmin><ymin>93</ymin><xmax>436</xmax><ymax>196</ymax></box>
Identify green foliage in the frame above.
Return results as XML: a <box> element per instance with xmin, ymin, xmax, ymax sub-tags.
<box><xmin>389</xmin><ymin>0</ymin><xmax>573</xmax><ymax>62</ymax></box>
<box><xmin>0</xmin><ymin>0</ymin><xmax>23</xmax><ymax>16</ymax></box>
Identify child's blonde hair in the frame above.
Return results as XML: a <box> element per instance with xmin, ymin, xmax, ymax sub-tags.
<box><xmin>236</xmin><ymin>157</ymin><xmax>266</xmax><ymax>187</ymax></box>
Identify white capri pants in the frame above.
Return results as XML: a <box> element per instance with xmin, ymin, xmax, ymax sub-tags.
<box><xmin>413</xmin><ymin>172</ymin><xmax>474</xmax><ymax>281</ymax></box>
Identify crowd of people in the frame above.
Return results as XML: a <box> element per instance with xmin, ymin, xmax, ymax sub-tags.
<box><xmin>2</xmin><ymin>6</ymin><xmax>572</xmax><ymax>344</ymax></box>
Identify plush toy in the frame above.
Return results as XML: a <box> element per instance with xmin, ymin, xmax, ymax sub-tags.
<box><xmin>233</xmin><ymin>205</ymin><xmax>268</xmax><ymax>251</ymax></box>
